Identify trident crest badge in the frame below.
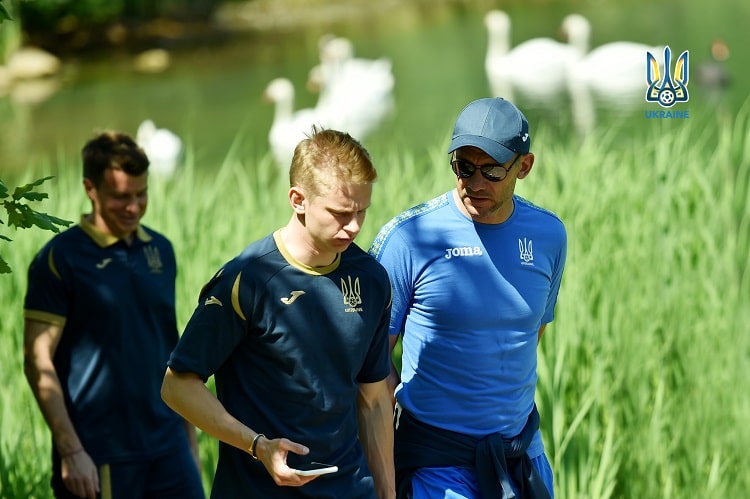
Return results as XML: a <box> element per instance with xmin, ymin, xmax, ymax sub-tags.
<box><xmin>646</xmin><ymin>45</ymin><xmax>689</xmax><ymax>108</ymax></box>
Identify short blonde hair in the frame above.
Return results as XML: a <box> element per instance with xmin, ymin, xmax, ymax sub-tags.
<box><xmin>289</xmin><ymin>126</ymin><xmax>377</xmax><ymax>198</ymax></box>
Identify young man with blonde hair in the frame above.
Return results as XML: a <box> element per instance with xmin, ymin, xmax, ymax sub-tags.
<box><xmin>162</xmin><ymin>127</ymin><xmax>395</xmax><ymax>498</ymax></box>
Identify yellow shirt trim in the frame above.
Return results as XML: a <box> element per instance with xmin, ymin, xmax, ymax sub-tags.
<box><xmin>25</xmin><ymin>309</ymin><xmax>66</xmax><ymax>328</ymax></box>
<box><xmin>272</xmin><ymin>230</ymin><xmax>340</xmax><ymax>275</ymax></box>
<box><xmin>79</xmin><ymin>215</ymin><xmax>151</xmax><ymax>248</ymax></box>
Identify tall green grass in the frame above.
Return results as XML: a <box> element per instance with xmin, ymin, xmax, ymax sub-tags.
<box><xmin>1</xmin><ymin>106</ymin><xmax>749</xmax><ymax>497</ymax></box>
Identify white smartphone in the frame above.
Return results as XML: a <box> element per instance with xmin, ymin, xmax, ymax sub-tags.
<box><xmin>292</xmin><ymin>462</ymin><xmax>339</xmax><ymax>476</ymax></box>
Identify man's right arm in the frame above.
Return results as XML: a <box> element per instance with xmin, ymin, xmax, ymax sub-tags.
<box><xmin>24</xmin><ymin>318</ymin><xmax>99</xmax><ymax>498</ymax></box>
<box><xmin>161</xmin><ymin>368</ymin><xmax>256</xmax><ymax>451</ymax></box>
<box><xmin>161</xmin><ymin>367</ymin><xmax>314</xmax><ymax>487</ymax></box>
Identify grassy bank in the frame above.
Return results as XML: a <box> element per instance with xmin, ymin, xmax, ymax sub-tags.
<box><xmin>1</xmin><ymin>106</ymin><xmax>749</xmax><ymax>497</ymax></box>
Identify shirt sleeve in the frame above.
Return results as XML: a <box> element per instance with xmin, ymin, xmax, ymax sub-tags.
<box><xmin>370</xmin><ymin>227</ymin><xmax>413</xmax><ymax>338</ymax></box>
<box><xmin>541</xmin><ymin>221</ymin><xmax>568</xmax><ymax>325</ymax></box>
<box><xmin>24</xmin><ymin>242</ymin><xmax>69</xmax><ymax>325</ymax></box>
<box><xmin>168</xmin><ymin>265</ymin><xmax>252</xmax><ymax>381</ymax></box>
<box><xmin>357</xmin><ymin>275</ymin><xmax>392</xmax><ymax>383</ymax></box>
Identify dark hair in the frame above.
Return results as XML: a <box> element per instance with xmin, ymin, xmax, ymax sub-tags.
<box><xmin>81</xmin><ymin>130</ymin><xmax>150</xmax><ymax>187</ymax></box>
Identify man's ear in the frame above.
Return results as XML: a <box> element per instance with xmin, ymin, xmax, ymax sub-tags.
<box><xmin>516</xmin><ymin>153</ymin><xmax>535</xmax><ymax>180</ymax></box>
<box><xmin>289</xmin><ymin>186</ymin><xmax>306</xmax><ymax>214</ymax></box>
<box><xmin>83</xmin><ymin>178</ymin><xmax>96</xmax><ymax>201</ymax></box>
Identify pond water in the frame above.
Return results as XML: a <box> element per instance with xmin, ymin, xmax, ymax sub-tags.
<box><xmin>1</xmin><ymin>0</ymin><xmax>748</xmax><ymax>177</ymax></box>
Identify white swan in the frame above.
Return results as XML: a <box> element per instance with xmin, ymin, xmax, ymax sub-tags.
<box><xmin>136</xmin><ymin>119</ymin><xmax>183</xmax><ymax>179</ymax></box>
<box><xmin>307</xmin><ymin>35</ymin><xmax>394</xmax><ymax>141</ymax></box>
<box><xmin>560</xmin><ymin>13</ymin><xmax>664</xmax><ymax>133</ymax></box>
<box><xmin>483</xmin><ymin>10</ymin><xmax>582</xmax><ymax>105</ymax></box>
<box><xmin>263</xmin><ymin>77</ymin><xmax>326</xmax><ymax>170</ymax></box>
<box><xmin>562</xmin><ymin>13</ymin><xmax>664</xmax><ymax>103</ymax></box>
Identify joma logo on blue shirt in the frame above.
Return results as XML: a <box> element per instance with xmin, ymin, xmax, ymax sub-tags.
<box><xmin>444</xmin><ymin>246</ymin><xmax>483</xmax><ymax>259</ymax></box>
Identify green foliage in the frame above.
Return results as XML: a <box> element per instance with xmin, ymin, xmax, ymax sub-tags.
<box><xmin>0</xmin><ymin>1</ymin><xmax>11</xmax><ymax>23</ymax></box>
<box><xmin>0</xmin><ymin>177</ymin><xmax>73</xmax><ymax>274</ymax></box>
<box><xmin>16</xmin><ymin>0</ymin><xmax>123</xmax><ymax>30</ymax></box>
<box><xmin>16</xmin><ymin>0</ymin><xmax>222</xmax><ymax>32</ymax></box>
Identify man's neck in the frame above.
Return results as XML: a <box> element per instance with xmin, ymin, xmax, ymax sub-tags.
<box><xmin>278</xmin><ymin>223</ymin><xmax>336</xmax><ymax>268</ymax></box>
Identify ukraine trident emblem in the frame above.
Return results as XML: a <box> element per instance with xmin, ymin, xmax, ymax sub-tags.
<box><xmin>646</xmin><ymin>45</ymin><xmax>689</xmax><ymax>108</ymax></box>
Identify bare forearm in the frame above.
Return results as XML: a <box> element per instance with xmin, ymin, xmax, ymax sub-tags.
<box><xmin>357</xmin><ymin>383</ymin><xmax>395</xmax><ymax>499</ymax></box>
<box><xmin>24</xmin><ymin>320</ymin><xmax>84</xmax><ymax>455</ymax></box>
<box><xmin>24</xmin><ymin>358</ymin><xmax>82</xmax><ymax>454</ymax></box>
<box><xmin>162</xmin><ymin>368</ymin><xmax>317</xmax><ymax>487</ymax></box>
<box><xmin>161</xmin><ymin>368</ymin><xmax>255</xmax><ymax>453</ymax></box>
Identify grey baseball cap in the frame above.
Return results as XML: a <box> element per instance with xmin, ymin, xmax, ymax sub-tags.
<box><xmin>448</xmin><ymin>97</ymin><xmax>531</xmax><ymax>163</ymax></box>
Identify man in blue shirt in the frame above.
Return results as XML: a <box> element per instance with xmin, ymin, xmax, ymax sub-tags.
<box><xmin>24</xmin><ymin>131</ymin><xmax>204</xmax><ymax>499</ymax></box>
<box><xmin>161</xmin><ymin>127</ymin><xmax>395</xmax><ymax>498</ymax></box>
<box><xmin>369</xmin><ymin>98</ymin><xmax>567</xmax><ymax>499</ymax></box>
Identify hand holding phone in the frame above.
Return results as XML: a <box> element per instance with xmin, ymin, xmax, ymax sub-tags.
<box><xmin>292</xmin><ymin>462</ymin><xmax>338</xmax><ymax>476</ymax></box>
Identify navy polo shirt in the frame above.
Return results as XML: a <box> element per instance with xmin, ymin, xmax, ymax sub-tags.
<box><xmin>169</xmin><ymin>231</ymin><xmax>392</xmax><ymax>498</ymax></box>
<box><xmin>24</xmin><ymin>216</ymin><xmax>185</xmax><ymax>462</ymax></box>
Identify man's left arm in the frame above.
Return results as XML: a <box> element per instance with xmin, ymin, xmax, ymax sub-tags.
<box><xmin>357</xmin><ymin>380</ymin><xmax>395</xmax><ymax>499</ymax></box>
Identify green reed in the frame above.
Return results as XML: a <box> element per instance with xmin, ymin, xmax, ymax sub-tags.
<box><xmin>1</xmin><ymin>106</ymin><xmax>749</xmax><ymax>497</ymax></box>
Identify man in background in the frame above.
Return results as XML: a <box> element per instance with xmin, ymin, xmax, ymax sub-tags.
<box><xmin>23</xmin><ymin>130</ymin><xmax>204</xmax><ymax>499</ymax></box>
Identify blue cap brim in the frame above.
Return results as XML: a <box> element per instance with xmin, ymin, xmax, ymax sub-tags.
<box><xmin>448</xmin><ymin>134</ymin><xmax>517</xmax><ymax>164</ymax></box>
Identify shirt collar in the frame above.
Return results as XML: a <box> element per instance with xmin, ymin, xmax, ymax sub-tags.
<box><xmin>79</xmin><ymin>214</ymin><xmax>151</xmax><ymax>248</ymax></box>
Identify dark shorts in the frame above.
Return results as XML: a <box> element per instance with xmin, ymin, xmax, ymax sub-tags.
<box><xmin>51</xmin><ymin>440</ymin><xmax>204</xmax><ymax>499</ymax></box>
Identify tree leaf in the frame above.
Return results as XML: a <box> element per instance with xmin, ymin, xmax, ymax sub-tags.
<box><xmin>19</xmin><ymin>191</ymin><xmax>50</xmax><ymax>202</ymax></box>
<box><xmin>0</xmin><ymin>3</ymin><xmax>13</xmax><ymax>23</ymax></box>
<box><xmin>12</xmin><ymin>177</ymin><xmax>55</xmax><ymax>201</ymax></box>
<box><xmin>0</xmin><ymin>175</ymin><xmax>71</xmax><ymax>275</ymax></box>
<box><xmin>0</xmin><ymin>256</ymin><xmax>11</xmax><ymax>274</ymax></box>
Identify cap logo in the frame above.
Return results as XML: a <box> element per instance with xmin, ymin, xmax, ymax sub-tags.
<box><xmin>521</xmin><ymin>133</ymin><xmax>529</xmax><ymax>142</ymax></box>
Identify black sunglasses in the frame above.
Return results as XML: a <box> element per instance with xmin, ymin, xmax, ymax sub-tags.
<box><xmin>450</xmin><ymin>154</ymin><xmax>521</xmax><ymax>182</ymax></box>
